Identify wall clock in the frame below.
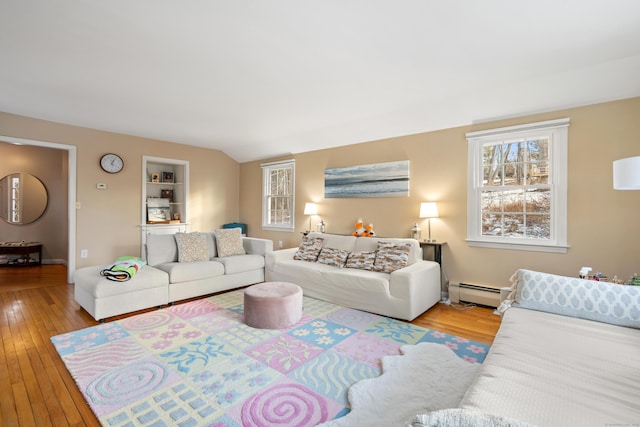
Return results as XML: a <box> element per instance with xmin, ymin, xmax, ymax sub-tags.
<box><xmin>100</xmin><ymin>153</ymin><xmax>124</xmax><ymax>174</ymax></box>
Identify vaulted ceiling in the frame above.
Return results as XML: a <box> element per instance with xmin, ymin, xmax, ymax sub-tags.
<box><xmin>2</xmin><ymin>1</ymin><xmax>640</xmax><ymax>162</ymax></box>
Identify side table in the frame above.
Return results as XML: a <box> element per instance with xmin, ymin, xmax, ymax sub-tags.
<box><xmin>420</xmin><ymin>241</ymin><xmax>447</xmax><ymax>292</ymax></box>
<box><xmin>0</xmin><ymin>242</ymin><xmax>43</xmax><ymax>267</ymax></box>
<box><xmin>420</xmin><ymin>241</ymin><xmax>446</xmax><ymax>265</ymax></box>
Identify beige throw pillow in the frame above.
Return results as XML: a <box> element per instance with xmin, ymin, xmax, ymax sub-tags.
<box><xmin>293</xmin><ymin>235</ymin><xmax>324</xmax><ymax>262</ymax></box>
<box><xmin>373</xmin><ymin>241</ymin><xmax>411</xmax><ymax>273</ymax></box>
<box><xmin>174</xmin><ymin>232</ymin><xmax>209</xmax><ymax>262</ymax></box>
<box><xmin>214</xmin><ymin>228</ymin><xmax>246</xmax><ymax>257</ymax></box>
<box><xmin>345</xmin><ymin>251</ymin><xmax>377</xmax><ymax>270</ymax></box>
<box><xmin>317</xmin><ymin>247</ymin><xmax>350</xmax><ymax>268</ymax></box>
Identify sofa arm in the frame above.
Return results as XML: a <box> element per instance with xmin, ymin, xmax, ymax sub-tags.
<box><xmin>242</xmin><ymin>237</ymin><xmax>274</xmax><ymax>256</ymax></box>
<box><xmin>389</xmin><ymin>260</ymin><xmax>441</xmax><ymax>304</ymax></box>
<box><xmin>265</xmin><ymin>247</ymin><xmax>297</xmax><ymax>270</ymax></box>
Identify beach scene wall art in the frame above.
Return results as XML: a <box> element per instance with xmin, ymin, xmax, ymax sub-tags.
<box><xmin>324</xmin><ymin>160</ymin><xmax>410</xmax><ymax>198</ymax></box>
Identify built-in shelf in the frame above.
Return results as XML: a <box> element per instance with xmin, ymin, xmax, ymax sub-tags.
<box><xmin>140</xmin><ymin>156</ymin><xmax>190</xmax><ymax>258</ymax></box>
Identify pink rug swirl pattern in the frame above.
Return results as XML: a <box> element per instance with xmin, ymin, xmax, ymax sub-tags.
<box><xmin>51</xmin><ymin>290</ymin><xmax>489</xmax><ymax>426</ymax></box>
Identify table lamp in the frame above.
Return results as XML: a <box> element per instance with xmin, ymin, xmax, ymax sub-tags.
<box><xmin>303</xmin><ymin>202</ymin><xmax>318</xmax><ymax>232</ymax></box>
<box><xmin>419</xmin><ymin>202</ymin><xmax>439</xmax><ymax>242</ymax></box>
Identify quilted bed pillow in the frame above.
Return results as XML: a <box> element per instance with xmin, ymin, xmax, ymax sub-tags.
<box><xmin>513</xmin><ymin>269</ymin><xmax>640</xmax><ymax>328</ymax></box>
<box><xmin>345</xmin><ymin>251</ymin><xmax>376</xmax><ymax>270</ymax></box>
<box><xmin>316</xmin><ymin>247</ymin><xmax>350</xmax><ymax>268</ymax></box>
<box><xmin>214</xmin><ymin>228</ymin><xmax>246</xmax><ymax>257</ymax></box>
<box><xmin>373</xmin><ymin>242</ymin><xmax>411</xmax><ymax>273</ymax></box>
<box><xmin>293</xmin><ymin>235</ymin><xmax>324</xmax><ymax>262</ymax></box>
<box><xmin>174</xmin><ymin>232</ymin><xmax>209</xmax><ymax>262</ymax></box>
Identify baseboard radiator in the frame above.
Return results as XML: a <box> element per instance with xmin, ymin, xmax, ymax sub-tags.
<box><xmin>448</xmin><ymin>282</ymin><xmax>501</xmax><ymax>307</ymax></box>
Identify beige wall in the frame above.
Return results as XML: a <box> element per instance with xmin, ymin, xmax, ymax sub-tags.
<box><xmin>240</xmin><ymin>97</ymin><xmax>640</xmax><ymax>287</ymax></box>
<box><xmin>0</xmin><ymin>112</ymin><xmax>240</xmax><ymax>271</ymax></box>
<box><xmin>0</xmin><ymin>142</ymin><xmax>68</xmax><ymax>262</ymax></box>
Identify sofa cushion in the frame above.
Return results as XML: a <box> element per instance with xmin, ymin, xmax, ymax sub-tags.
<box><xmin>345</xmin><ymin>251</ymin><xmax>376</xmax><ymax>270</ymax></box>
<box><xmin>293</xmin><ymin>235</ymin><xmax>324</xmax><ymax>262</ymax></box>
<box><xmin>317</xmin><ymin>247</ymin><xmax>350</xmax><ymax>268</ymax></box>
<box><xmin>154</xmin><ymin>261</ymin><xmax>225</xmax><ymax>283</ymax></box>
<box><xmin>146</xmin><ymin>234</ymin><xmax>179</xmax><ymax>266</ymax></box>
<box><xmin>512</xmin><ymin>269</ymin><xmax>640</xmax><ymax>328</ymax></box>
<box><xmin>214</xmin><ymin>228</ymin><xmax>246</xmax><ymax>257</ymax></box>
<box><xmin>215</xmin><ymin>254</ymin><xmax>265</xmax><ymax>275</ymax></box>
<box><xmin>373</xmin><ymin>241</ymin><xmax>411</xmax><ymax>273</ymax></box>
<box><xmin>174</xmin><ymin>232</ymin><xmax>209</xmax><ymax>262</ymax></box>
<box><xmin>307</xmin><ymin>232</ymin><xmax>356</xmax><ymax>251</ymax></box>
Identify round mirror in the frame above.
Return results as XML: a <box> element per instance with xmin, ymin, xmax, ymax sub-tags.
<box><xmin>0</xmin><ymin>173</ymin><xmax>48</xmax><ymax>225</ymax></box>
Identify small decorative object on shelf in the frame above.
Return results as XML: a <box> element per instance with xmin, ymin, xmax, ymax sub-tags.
<box><xmin>151</xmin><ymin>173</ymin><xmax>160</xmax><ymax>183</ymax></box>
<box><xmin>411</xmin><ymin>223</ymin><xmax>421</xmax><ymax>240</ymax></box>
<box><xmin>162</xmin><ymin>171</ymin><xmax>174</xmax><ymax>183</ymax></box>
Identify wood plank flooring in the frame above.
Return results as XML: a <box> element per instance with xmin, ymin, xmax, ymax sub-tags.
<box><xmin>0</xmin><ymin>265</ymin><xmax>501</xmax><ymax>426</ymax></box>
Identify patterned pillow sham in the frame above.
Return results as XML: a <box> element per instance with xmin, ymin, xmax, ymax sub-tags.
<box><xmin>345</xmin><ymin>251</ymin><xmax>377</xmax><ymax>270</ymax></box>
<box><xmin>214</xmin><ymin>228</ymin><xmax>246</xmax><ymax>257</ymax></box>
<box><xmin>317</xmin><ymin>247</ymin><xmax>350</xmax><ymax>268</ymax></box>
<box><xmin>293</xmin><ymin>235</ymin><xmax>324</xmax><ymax>262</ymax></box>
<box><xmin>513</xmin><ymin>269</ymin><xmax>640</xmax><ymax>328</ymax></box>
<box><xmin>174</xmin><ymin>232</ymin><xmax>209</xmax><ymax>262</ymax></box>
<box><xmin>373</xmin><ymin>242</ymin><xmax>411</xmax><ymax>273</ymax></box>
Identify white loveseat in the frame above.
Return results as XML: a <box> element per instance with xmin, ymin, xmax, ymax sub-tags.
<box><xmin>265</xmin><ymin>232</ymin><xmax>441</xmax><ymax>321</ymax></box>
<box><xmin>413</xmin><ymin>269</ymin><xmax>640</xmax><ymax>427</ymax></box>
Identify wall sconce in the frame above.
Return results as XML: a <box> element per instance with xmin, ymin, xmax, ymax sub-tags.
<box><xmin>303</xmin><ymin>202</ymin><xmax>318</xmax><ymax>232</ymax></box>
<box><xmin>419</xmin><ymin>202</ymin><xmax>439</xmax><ymax>242</ymax></box>
<box><xmin>613</xmin><ymin>156</ymin><xmax>640</xmax><ymax>190</ymax></box>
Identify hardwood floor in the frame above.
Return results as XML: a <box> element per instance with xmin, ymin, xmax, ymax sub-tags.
<box><xmin>0</xmin><ymin>265</ymin><xmax>501</xmax><ymax>426</ymax></box>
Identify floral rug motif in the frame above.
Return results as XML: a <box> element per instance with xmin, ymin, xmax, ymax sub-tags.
<box><xmin>51</xmin><ymin>290</ymin><xmax>489</xmax><ymax>426</ymax></box>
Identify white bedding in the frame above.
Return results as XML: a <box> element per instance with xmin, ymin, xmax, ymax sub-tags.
<box><xmin>460</xmin><ymin>307</ymin><xmax>640</xmax><ymax>427</ymax></box>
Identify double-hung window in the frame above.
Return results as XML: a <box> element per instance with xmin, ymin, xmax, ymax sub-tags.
<box><xmin>261</xmin><ymin>160</ymin><xmax>295</xmax><ymax>232</ymax></box>
<box><xmin>466</xmin><ymin>118</ymin><xmax>569</xmax><ymax>253</ymax></box>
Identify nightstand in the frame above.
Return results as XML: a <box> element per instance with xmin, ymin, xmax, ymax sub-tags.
<box><xmin>419</xmin><ymin>241</ymin><xmax>446</xmax><ymax>265</ymax></box>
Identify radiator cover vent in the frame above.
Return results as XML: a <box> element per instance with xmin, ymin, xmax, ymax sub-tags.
<box><xmin>448</xmin><ymin>282</ymin><xmax>501</xmax><ymax>307</ymax></box>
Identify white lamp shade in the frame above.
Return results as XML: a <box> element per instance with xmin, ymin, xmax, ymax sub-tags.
<box><xmin>419</xmin><ymin>202</ymin><xmax>439</xmax><ymax>218</ymax></box>
<box><xmin>613</xmin><ymin>156</ymin><xmax>640</xmax><ymax>190</ymax></box>
<box><xmin>303</xmin><ymin>202</ymin><xmax>318</xmax><ymax>215</ymax></box>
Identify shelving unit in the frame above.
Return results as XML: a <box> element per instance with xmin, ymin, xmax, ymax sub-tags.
<box><xmin>140</xmin><ymin>156</ymin><xmax>190</xmax><ymax>258</ymax></box>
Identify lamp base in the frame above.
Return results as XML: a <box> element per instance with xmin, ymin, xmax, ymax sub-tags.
<box><xmin>426</xmin><ymin>239</ymin><xmax>436</xmax><ymax>243</ymax></box>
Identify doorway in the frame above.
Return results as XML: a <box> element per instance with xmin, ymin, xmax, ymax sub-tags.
<box><xmin>0</xmin><ymin>135</ymin><xmax>76</xmax><ymax>283</ymax></box>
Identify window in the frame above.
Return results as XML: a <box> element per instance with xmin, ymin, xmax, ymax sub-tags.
<box><xmin>466</xmin><ymin>118</ymin><xmax>569</xmax><ymax>253</ymax></box>
<box><xmin>261</xmin><ymin>160</ymin><xmax>295</xmax><ymax>231</ymax></box>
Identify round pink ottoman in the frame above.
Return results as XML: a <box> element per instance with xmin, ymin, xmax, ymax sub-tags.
<box><xmin>244</xmin><ymin>282</ymin><xmax>303</xmax><ymax>329</ymax></box>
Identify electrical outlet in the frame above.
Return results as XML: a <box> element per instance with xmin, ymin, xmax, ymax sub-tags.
<box><xmin>80</xmin><ymin>249</ymin><xmax>88</xmax><ymax>258</ymax></box>
<box><xmin>278</xmin><ymin>240</ymin><xmax>283</xmax><ymax>249</ymax></box>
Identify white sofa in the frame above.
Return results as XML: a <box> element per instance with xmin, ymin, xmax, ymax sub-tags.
<box><xmin>265</xmin><ymin>232</ymin><xmax>441</xmax><ymax>321</ymax></box>
<box><xmin>413</xmin><ymin>269</ymin><xmax>640</xmax><ymax>427</ymax></box>
<box><xmin>74</xmin><ymin>232</ymin><xmax>273</xmax><ymax>321</ymax></box>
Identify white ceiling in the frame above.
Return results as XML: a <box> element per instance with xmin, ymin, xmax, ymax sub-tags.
<box><xmin>2</xmin><ymin>1</ymin><xmax>640</xmax><ymax>163</ymax></box>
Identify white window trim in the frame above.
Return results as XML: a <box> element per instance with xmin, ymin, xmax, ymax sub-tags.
<box><xmin>261</xmin><ymin>159</ymin><xmax>295</xmax><ymax>232</ymax></box>
<box><xmin>466</xmin><ymin>118</ymin><xmax>570</xmax><ymax>253</ymax></box>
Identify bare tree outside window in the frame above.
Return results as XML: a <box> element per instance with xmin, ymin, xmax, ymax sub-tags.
<box><xmin>466</xmin><ymin>118</ymin><xmax>568</xmax><ymax>253</ymax></box>
<box><xmin>262</xmin><ymin>160</ymin><xmax>295</xmax><ymax>231</ymax></box>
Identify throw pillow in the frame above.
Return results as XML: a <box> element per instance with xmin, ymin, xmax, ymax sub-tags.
<box><xmin>373</xmin><ymin>241</ymin><xmax>411</xmax><ymax>273</ymax></box>
<box><xmin>214</xmin><ymin>228</ymin><xmax>246</xmax><ymax>257</ymax></box>
<box><xmin>317</xmin><ymin>247</ymin><xmax>350</xmax><ymax>268</ymax></box>
<box><xmin>412</xmin><ymin>408</ymin><xmax>535</xmax><ymax>427</ymax></box>
<box><xmin>293</xmin><ymin>235</ymin><xmax>324</xmax><ymax>262</ymax></box>
<box><xmin>512</xmin><ymin>269</ymin><xmax>640</xmax><ymax>328</ymax></box>
<box><xmin>174</xmin><ymin>232</ymin><xmax>209</xmax><ymax>263</ymax></box>
<box><xmin>345</xmin><ymin>251</ymin><xmax>377</xmax><ymax>270</ymax></box>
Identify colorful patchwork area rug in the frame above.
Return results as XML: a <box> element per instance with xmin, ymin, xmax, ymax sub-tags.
<box><xmin>51</xmin><ymin>290</ymin><xmax>489</xmax><ymax>427</ymax></box>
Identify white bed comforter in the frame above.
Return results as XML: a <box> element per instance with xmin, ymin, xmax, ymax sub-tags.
<box><xmin>460</xmin><ymin>307</ymin><xmax>640</xmax><ymax>427</ymax></box>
